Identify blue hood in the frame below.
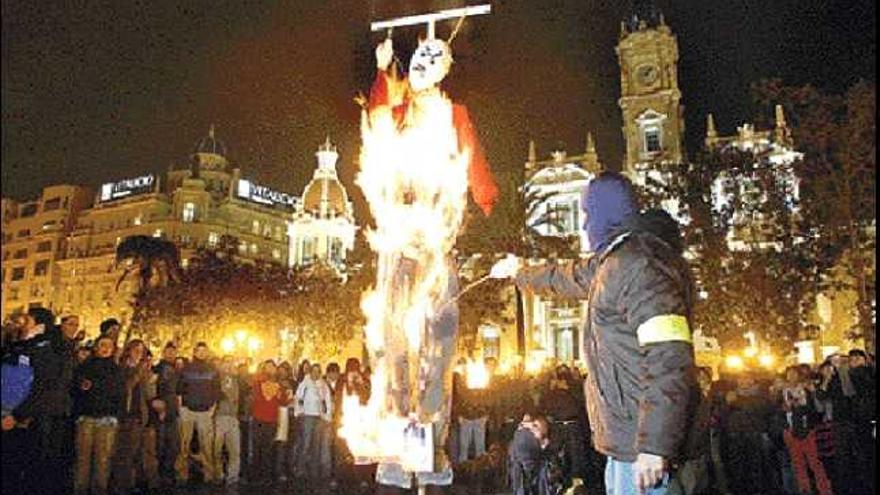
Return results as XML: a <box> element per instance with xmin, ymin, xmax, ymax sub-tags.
<box><xmin>581</xmin><ymin>172</ymin><xmax>639</xmax><ymax>252</ymax></box>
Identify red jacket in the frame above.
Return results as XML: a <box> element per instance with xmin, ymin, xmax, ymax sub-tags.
<box><xmin>251</xmin><ymin>376</ymin><xmax>288</xmax><ymax>424</ymax></box>
<box><xmin>368</xmin><ymin>70</ymin><xmax>499</xmax><ymax>217</ymax></box>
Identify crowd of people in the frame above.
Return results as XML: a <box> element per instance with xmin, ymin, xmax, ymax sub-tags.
<box><xmin>1</xmin><ymin>307</ymin><xmax>376</xmax><ymax>495</ymax></box>
<box><xmin>1</xmin><ymin>306</ymin><xmax>876</xmax><ymax>495</ymax></box>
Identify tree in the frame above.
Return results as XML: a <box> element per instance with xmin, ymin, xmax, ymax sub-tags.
<box><xmin>751</xmin><ymin>79</ymin><xmax>876</xmax><ymax>348</ymax></box>
<box><xmin>115</xmin><ymin>235</ymin><xmax>181</xmax><ymax>343</ymax></box>
<box><xmin>127</xmin><ymin>246</ymin><xmax>367</xmax><ymax>361</ymax></box>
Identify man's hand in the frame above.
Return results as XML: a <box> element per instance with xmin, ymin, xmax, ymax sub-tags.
<box><xmin>375</xmin><ymin>38</ymin><xmax>393</xmax><ymax>71</ymax></box>
<box><xmin>489</xmin><ymin>254</ymin><xmax>521</xmax><ymax>279</ymax></box>
<box><xmin>633</xmin><ymin>453</ymin><xmax>666</xmax><ymax>494</ymax></box>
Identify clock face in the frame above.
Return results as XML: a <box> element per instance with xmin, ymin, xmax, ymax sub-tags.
<box><xmin>636</xmin><ymin>64</ymin><xmax>659</xmax><ymax>86</ymax></box>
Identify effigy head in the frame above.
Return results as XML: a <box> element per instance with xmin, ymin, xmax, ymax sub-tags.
<box><xmin>409</xmin><ymin>37</ymin><xmax>453</xmax><ymax>92</ymax></box>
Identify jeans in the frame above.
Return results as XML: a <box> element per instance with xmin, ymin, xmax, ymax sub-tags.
<box><xmin>176</xmin><ymin>407</ymin><xmax>216</xmax><ymax>482</ymax></box>
<box><xmin>605</xmin><ymin>457</ymin><xmax>669</xmax><ymax>495</ymax></box>
<box><xmin>142</xmin><ymin>425</ymin><xmax>160</xmax><ymax>488</ymax></box>
<box><xmin>213</xmin><ymin>415</ymin><xmax>241</xmax><ymax>483</ymax></box>
<box><xmin>784</xmin><ymin>430</ymin><xmax>832</xmax><ymax>495</ymax></box>
<box><xmin>458</xmin><ymin>416</ymin><xmax>488</xmax><ymax>462</ymax></box>
<box><xmin>74</xmin><ymin>417</ymin><xmax>119</xmax><ymax>495</ymax></box>
<box><xmin>252</xmin><ymin>420</ymin><xmax>277</xmax><ymax>482</ymax></box>
<box><xmin>157</xmin><ymin>416</ymin><xmax>179</xmax><ymax>482</ymax></box>
<box><xmin>297</xmin><ymin>415</ymin><xmax>331</xmax><ymax>478</ymax></box>
<box><xmin>110</xmin><ymin>417</ymin><xmax>145</xmax><ymax>493</ymax></box>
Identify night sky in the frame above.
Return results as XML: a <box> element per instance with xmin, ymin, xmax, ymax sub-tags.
<box><xmin>2</xmin><ymin>0</ymin><xmax>875</xmax><ymax>223</ymax></box>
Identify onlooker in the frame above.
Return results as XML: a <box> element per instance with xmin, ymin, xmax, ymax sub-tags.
<box><xmin>72</xmin><ymin>335</ymin><xmax>125</xmax><ymax>495</ymax></box>
<box><xmin>295</xmin><ymin>362</ymin><xmax>333</xmax><ymax>480</ymax></box>
<box><xmin>99</xmin><ymin>319</ymin><xmax>121</xmax><ymax>349</ymax></box>
<box><xmin>539</xmin><ymin>365</ymin><xmax>588</xmax><ymax>481</ymax></box>
<box><xmin>720</xmin><ymin>372</ymin><xmax>775</xmax><ymax>495</ymax></box>
<box><xmin>152</xmin><ymin>342</ymin><xmax>180</xmax><ymax>486</ymax></box>
<box><xmin>214</xmin><ymin>356</ymin><xmax>242</xmax><ymax>486</ymax></box>
<box><xmin>847</xmin><ymin>349</ymin><xmax>875</xmax><ymax>494</ymax></box>
<box><xmin>236</xmin><ymin>362</ymin><xmax>254</xmax><ymax>483</ymax></box>
<box><xmin>780</xmin><ymin>366</ymin><xmax>833</xmax><ymax>495</ymax></box>
<box><xmin>455</xmin><ymin>365</ymin><xmax>490</xmax><ymax>463</ymax></box>
<box><xmin>251</xmin><ymin>360</ymin><xmax>288</xmax><ymax>485</ymax></box>
<box><xmin>175</xmin><ymin>342</ymin><xmax>221</xmax><ymax>484</ymax></box>
<box><xmin>110</xmin><ymin>339</ymin><xmax>154</xmax><ymax>494</ymax></box>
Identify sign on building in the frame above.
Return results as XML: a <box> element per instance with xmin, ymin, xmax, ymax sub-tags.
<box><xmin>237</xmin><ymin>179</ymin><xmax>299</xmax><ymax>209</ymax></box>
<box><xmin>99</xmin><ymin>175</ymin><xmax>155</xmax><ymax>202</ymax></box>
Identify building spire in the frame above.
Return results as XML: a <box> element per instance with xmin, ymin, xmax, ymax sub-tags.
<box><xmin>582</xmin><ymin>131</ymin><xmax>601</xmax><ymax>173</ymax></box>
<box><xmin>774</xmin><ymin>104</ymin><xmax>792</xmax><ymax>146</ymax></box>
<box><xmin>705</xmin><ymin>113</ymin><xmax>718</xmax><ymax>148</ymax></box>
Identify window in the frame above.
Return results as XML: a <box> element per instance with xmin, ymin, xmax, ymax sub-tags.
<box><xmin>274</xmin><ymin>226</ymin><xmax>283</xmax><ymax>241</ymax></box>
<box><xmin>17</xmin><ymin>229</ymin><xmax>30</xmax><ymax>238</ymax></box>
<box><xmin>14</xmin><ymin>249</ymin><xmax>27</xmax><ymax>259</ymax></box>
<box><xmin>207</xmin><ymin>232</ymin><xmax>220</xmax><ymax>248</ymax></box>
<box><xmin>182</xmin><ymin>202</ymin><xmax>196</xmax><ymax>223</ymax></box>
<box><xmin>43</xmin><ymin>198</ymin><xmax>61</xmax><ymax>211</ymax></box>
<box><xmin>20</xmin><ymin>204</ymin><xmax>37</xmax><ymax>217</ymax></box>
<box><xmin>263</xmin><ymin>224</ymin><xmax>273</xmax><ymax>239</ymax></box>
<box><xmin>153</xmin><ymin>229</ymin><xmax>163</xmax><ymax>238</ymax></box>
<box><xmin>133</xmin><ymin>215</ymin><xmax>142</xmax><ymax>226</ymax></box>
<box><xmin>481</xmin><ymin>326</ymin><xmax>501</xmax><ymax>360</ymax></box>
<box><xmin>644</xmin><ymin>126</ymin><xmax>662</xmax><ymax>153</ymax></box>
<box><xmin>8</xmin><ymin>287</ymin><xmax>20</xmax><ymax>301</ymax></box>
<box><xmin>42</xmin><ymin>220</ymin><xmax>57</xmax><ymax>230</ymax></box>
<box><xmin>272</xmin><ymin>248</ymin><xmax>282</xmax><ymax>260</ymax></box>
<box><xmin>181</xmin><ymin>258</ymin><xmax>190</xmax><ymax>268</ymax></box>
<box><xmin>34</xmin><ymin>260</ymin><xmax>50</xmax><ymax>277</ymax></box>
<box><xmin>180</xmin><ymin>234</ymin><xmax>191</xmax><ymax>245</ymax></box>
<box><xmin>36</xmin><ymin>241</ymin><xmax>52</xmax><ymax>253</ymax></box>
<box><xmin>11</xmin><ymin>267</ymin><xmax>25</xmax><ymax>281</ymax></box>
<box><xmin>252</xmin><ymin>220</ymin><xmax>261</xmax><ymax>235</ymax></box>
<box><xmin>250</xmin><ymin>243</ymin><xmax>258</xmax><ymax>255</ymax></box>
<box><xmin>302</xmin><ymin>237</ymin><xmax>315</xmax><ymax>264</ymax></box>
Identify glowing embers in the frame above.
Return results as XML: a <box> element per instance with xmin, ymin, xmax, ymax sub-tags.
<box><xmin>340</xmin><ymin>92</ymin><xmax>469</xmax><ymax>467</ymax></box>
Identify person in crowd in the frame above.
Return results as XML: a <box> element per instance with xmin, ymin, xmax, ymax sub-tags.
<box><xmin>275</xmin><ymin>360</ymin><xmax>296</xmax><ymax>480</ymax></box>
<box><xmin>454</xmin><ymin>362</ymin><xmax>490</xmax><ymax>463</ymax></box>
<box><xmin>99</xmin><ymin>318</ymin><xmax>121</xmax><ymax>349</ymax></box>
<box><xmin>141</xmin><ymin>348</ymin><xmax>161</xmax><ymax>491</ymax></box>
<box><xmin>174</xmin><ymin>356</ymin><xmax>187</xmax><ymax>371</ymax></box>
<box><xmin>667</xmin><ymin>367</ymin><xmax>712</xmax><ymax>495</ymax></box>
<box><xmin>151</xmin><ymin>342</ymin><xmax>180</xmax><ymax>486</ymax></box>
<box><xmin>175</xmin><ymin>342</ymin><xmax>221</xmax><ymax>485</ymax></box>
<box><xmin>295</xmin><ymin>362</ymin><xmax>334</xmax><ymax>480</ymax></box>
<box><xmin>780</xmin><ymin>365</ymin><xmax>833</xmax><ymax>495</ymax></box>
<box><xmin>214</xmin><ymin>355</ymin><xmax>242</xmax><ymax>486</ymax></box>
<box><xmin>325</xmin><ymin>361</ymin><xmax>343</xmax><ymax>487</ymax></box>
<box><xmin>2</xmin><ymin>307</ymin><xmax>70</xmax><ymax>494</ymax></box>
<box><xmin>110</xmin><ymin>339</ymin><xmax>154</xmax><ymax>494</ymax></box>
<box><xmin>236</xmin><ymin>362</ymin><xmax>254</xmax><ymax>483</ymax></box>
<box><xmin>77</xmin><ymin>344</ymin><xmax>94</xmax><ymax>366</ymax></box>
<box><xmin>846</xmin><ymin>349</ymin><xmax>875</xmax><ymax>494</ymax></box>
<box><xmin>250</xmin><ymin>359</ymin><xmax>289</xmax><ymax>486</ymax></box>
<box><xmin>493</xmin><ymin>171</ymin><xmax>697</xmax><ymax>495</ymax></box>
<box><xmin>71</xmin><ymin>335</ymin><xmax>125</xmax><ymax>495</ymax></box>
<box><xmin>339</xmin><ymin>358</ymin><xmax>375</xmax><ymax>491</ymax></box>
<box><xmin>539</xmin><ymin>365</ymin><xmax>588</xmax><ymax>482</ymax></box>
<box><xmin>290</xmin><ymin>358</ymin><xmax>312</xmax><ymax>473</ymax></box>
<box><xmin>720</xmin><ymin>372</ymin><xmax>776</xmax><ymax>495</ymax></box>
<box><xmin>508</xmin><ymin>415</ymin><xmax>568</xmax><ymax>495</ymax></box>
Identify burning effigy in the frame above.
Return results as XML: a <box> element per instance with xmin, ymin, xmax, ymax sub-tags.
<box><xmin>339</xmin><ymin>5</ymin><xmax>497</xmax><ymax>490</ymax></box>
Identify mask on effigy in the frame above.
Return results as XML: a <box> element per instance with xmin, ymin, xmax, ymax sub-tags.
<box><xmin>408</xmin><ymin>38</ymin><xmax>453</xmax><ymax>92</ymax></box>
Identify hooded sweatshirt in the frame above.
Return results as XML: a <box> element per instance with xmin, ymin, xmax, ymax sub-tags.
<box><xmin>581</xmin><ymin>172</ymin><xmax>638</xmax><ymax>253</ymax></box>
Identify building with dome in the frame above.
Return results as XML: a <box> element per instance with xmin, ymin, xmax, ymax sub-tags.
<box><xmin>287</xmin><ymin>138</ymin><xmax>356</xmax><ymax>269</ymax></box>
<box><xmin>36</xmin><ymin>126</ymin><xmax>303</xmax><ymax>332</ymax></box>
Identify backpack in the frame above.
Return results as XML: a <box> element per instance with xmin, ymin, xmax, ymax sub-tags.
<box><xmin>1</xmin><ymin>356</ymin><xmax>35</xmax><ymax>415</ymax></box>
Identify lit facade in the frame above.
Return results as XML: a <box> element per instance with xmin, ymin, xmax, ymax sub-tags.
<box><xmin>50</xmin><ymin>127</ymin><xmax>300</xmax><ymax>333</ymax></box>
<box><xmin>287</xmin><ymin>138</ymin><xmax>356</xmax><ymax>269</ymax></box>
<box><xmin>1</xmin><ymin>185</ymin><xmax>93</xmax><ymax>319</ymax></box>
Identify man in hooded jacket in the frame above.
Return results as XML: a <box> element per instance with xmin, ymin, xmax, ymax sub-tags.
<box><xmin>491</xmin><ymin>171</ymin><xmax>697</xmax><ymax>495</ymax></box>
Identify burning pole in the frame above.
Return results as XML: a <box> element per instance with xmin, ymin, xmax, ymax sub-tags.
<box><xmin>339</xmin><ymin>4</ymin><xmax>496</xmax><ymax>491</ymax></box>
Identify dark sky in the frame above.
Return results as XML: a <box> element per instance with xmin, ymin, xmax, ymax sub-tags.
<box><xmin>2</xmin><ymin>0</ymin><xmax>875</xmax><ymax>220</ymax></box>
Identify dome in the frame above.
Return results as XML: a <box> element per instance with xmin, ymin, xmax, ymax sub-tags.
<box><xmin>193</xmin><ymin>124</ymin><xmax>227</xmax><ymax>157</ymax></box>
<box><xmin>302</xmin><ymin>177</ymin><xmax>348</xmax><ymax>217</ymax></box>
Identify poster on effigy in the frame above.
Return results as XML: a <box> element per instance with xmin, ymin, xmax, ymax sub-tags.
<box><xmin>400</xmin><ymin>422</ymin><xmax>433</xmax><ymax>473</ymax></box>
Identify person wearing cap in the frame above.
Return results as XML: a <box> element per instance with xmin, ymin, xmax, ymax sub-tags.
<box><xmin>492</xmin><ymin>171</ymin><xmax>697</xmax><ymax>495</ymax></box>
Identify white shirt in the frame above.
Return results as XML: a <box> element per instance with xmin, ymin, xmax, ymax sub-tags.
<box><xmin>295</xmin><ymin>376</ymin><xmax>332</xmax><ymax>421</ymax></box>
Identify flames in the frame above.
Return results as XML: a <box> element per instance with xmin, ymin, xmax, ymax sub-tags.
<box><xmin>339</xmin><ymin>92</ymin><xmax>469</xmax><ymax>465</ymax></box>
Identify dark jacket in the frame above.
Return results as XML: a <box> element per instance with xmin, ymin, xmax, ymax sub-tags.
<box><xmin>177</xmin><ymin>358</ymin><xmax>221</xmax><ymax>412</ymax></box>
<box><xmin>44</xmin><ymin>327</ymin><xmax>76</xmax><ymax>416</ymax></box>
<box><xmin>452</xmin><ymin>373</ymin><xmax>490</xmax><ymax>420</ymax></box>
<box><xmin>153</xmin><ymin>360</ymin><xmax>180</xmax><ymax>418</ymax></box>
<box><xmin>516</xmin><ymin>210</ymin><xmax>696</xmax><ymax>462</ymax></box>
<box><xmin>6</xmin><ymin>330</ymin><xmax>66</xmax><ymax>421</ymax></box>
<box><xmin>72</xmin><ymin>357</ymin><xmax>125</xmax><ymax>418</ymax></box>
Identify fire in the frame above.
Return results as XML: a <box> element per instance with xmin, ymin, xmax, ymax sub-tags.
<box><xmin>339</xmin><ymin>92</ymin><xmax>469</xmax><ymax>466</ymax></box>
<box><xmin>465</xmin><ymin>359</ymin><xmax>489</xmax><ymax>389</ymax></box>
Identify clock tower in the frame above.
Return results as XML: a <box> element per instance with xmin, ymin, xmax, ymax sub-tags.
<box><xmin>616</xmin><ymin>1</ymin><xmax>685</xmax><ymax>178</ymax></box>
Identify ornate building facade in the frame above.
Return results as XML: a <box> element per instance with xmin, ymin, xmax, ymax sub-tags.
<box><xmin>2</xmin><ymin>127</ymin><xmax>356</xmax><ymax>337</ymax></box>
